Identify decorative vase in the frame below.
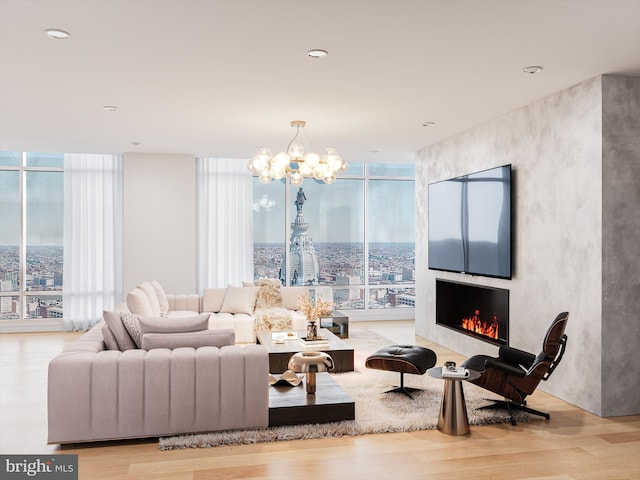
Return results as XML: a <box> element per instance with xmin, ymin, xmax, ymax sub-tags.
<box><xmin>306</xmin><ymin>320</ymin><xmax>318</xmax><ymax>340</ymax></box>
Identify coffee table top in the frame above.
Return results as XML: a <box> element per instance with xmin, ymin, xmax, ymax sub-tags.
<box><xmin>256</xmin><ymin>328</ymin><xmax>353</xmax><ymax>355</ymax></box>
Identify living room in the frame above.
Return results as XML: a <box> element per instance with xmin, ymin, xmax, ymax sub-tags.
<box><xmin>1</xmin><ymin>1</ymin><xmax>639</xmax><ymax>479</ymax></box>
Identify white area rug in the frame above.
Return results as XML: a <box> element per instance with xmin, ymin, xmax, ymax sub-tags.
<box><xmin>159</xmin><ymin>331</ymin><xmax>526</xmax><ymax>450</ymax></box>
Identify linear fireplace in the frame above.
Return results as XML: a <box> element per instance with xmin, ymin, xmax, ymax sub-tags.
<box><xmin>436</xmin><ymin>279</ymin><xmax>509</xmax><ymax>346</ymax></box>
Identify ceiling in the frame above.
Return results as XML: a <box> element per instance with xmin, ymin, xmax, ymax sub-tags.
<box><xmin>1</xmin><ymin>0</ymin><xmax>639</xmax><ymax>163</ymax></box>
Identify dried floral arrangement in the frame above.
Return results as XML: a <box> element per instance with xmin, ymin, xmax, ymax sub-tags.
<box><xmin>297</xmin><ymin>292</ymin><xmax>333</xmax><ymax>322</ymax></box>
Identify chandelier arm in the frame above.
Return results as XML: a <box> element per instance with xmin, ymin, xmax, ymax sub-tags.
<box><xmin>286</xmin><ymin>125</ymin><xmax>302</xmax><ymax>154</ymax></box>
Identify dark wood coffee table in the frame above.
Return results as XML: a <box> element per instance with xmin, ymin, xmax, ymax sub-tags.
<box><xmin>256</xmin><ymin>328</ymin><xmax>354</xmax><ymax>373</ymax></box>
<box><xmin>269</xmin><ymin>372</ymin><xmax>355</xmax><ymax>426</ymax></box>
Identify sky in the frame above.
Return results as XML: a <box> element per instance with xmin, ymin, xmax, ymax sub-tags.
<box><xmin>0</xmin><ymin>170</ymin><xmax>64</xmax><ymax>245</ymax></box>
<box><xmin>253</xmin><ymin>176</ymin><xmax>415</xmax><ymax>243</ymax></box>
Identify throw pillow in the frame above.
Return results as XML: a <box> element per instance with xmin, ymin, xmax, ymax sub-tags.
<box><xmin>255</xmin><ymin>278</ymin><xmax>284</xmax><ymax>309</ymax></box>
<box><xmin>140</xmin><ymin>329</ymin><xmax>235</xmax><ymax>350</ymax></box>
<box><xmin>254</xmin><ymin>307</ymin><xmax>293</xmax><ymax>331</ymax></box>
<box><xmin>242</xmin><ymin>281</ymin><xmax>255</xmax><ymax>287</ymax></box>
<box><xmin>219</xmin><ymin>285</ymin><xmax>260</xmax><ymax>315</ymax></box>
<box><xmin>280</xmin><ymin>286</ymin><xmax>308</xmax><ymax>310</ymax></box>
<box><xmin>101</xmin><ymin>324</ymin><xmax>120</xmax><ymax>350</ymax></box>
<box><xmin>138</xmin><ymin>313</ymin><xmax>210</xmax><ymax>334</ymax></box>
<box><xmin>102</xmin><ymin>310</ymin><xmax>137</xmax><ymax>351</ymax></box>
<box><xmin>126</xmin><ymin>288</ymin><xmax>154</xmax><ymax>317</ymax></box>
<box><xmin>151</xmin><ymin>280</ymin><xmax>170</xmax><ymax>317</ymax></box>
<box><xmin>202</xmin><ymin>288</ymin><xmax>227</xmax><ymax>313</ymax></box>
<box><xmin>120</xmin><ymin>312</ymin><xmax>142</xmax><ymax>348</ymax></box>
<box><xmin>137</xmin><ymin>281</ymin><xmax>162</xmax><ymax>317</ymax></box>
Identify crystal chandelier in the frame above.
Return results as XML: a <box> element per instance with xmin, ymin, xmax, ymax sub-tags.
<box><xmin>247</xmin><ymin>120</ymin><xmax>348</xmax><ymax>185</ymax></box>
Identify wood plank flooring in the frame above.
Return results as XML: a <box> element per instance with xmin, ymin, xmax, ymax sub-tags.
<box><xmin>1</xmin><ymin>321</ymin><xmax>638</xmax><ymax>479</ymax></box>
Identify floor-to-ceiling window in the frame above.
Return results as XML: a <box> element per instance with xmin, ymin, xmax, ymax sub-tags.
<box><xmin>252</xmin><ymin>162</ymin><xmax>414</xmax><ymax>316</ymax></box>
<box><xmin>0</xmin><ymin>152</ymin><xmax>64</xmax><ymax>324</ymax></box>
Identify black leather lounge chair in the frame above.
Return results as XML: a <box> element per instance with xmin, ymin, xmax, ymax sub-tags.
<box><xmin>461</xmin><ymin>312</ymin><xmax>569</xmax><ymax>425</ymax></box>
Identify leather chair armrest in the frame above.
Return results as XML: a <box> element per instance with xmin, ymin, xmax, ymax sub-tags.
<box><xmin>498</xmin><ymin>345</ymin><xmax>536</xmax><ymax>369</ymax></box>
<box><xmin>485</xmin><ymin>357</ymin><xmax>527</xmax><ymax>377</ymax></box>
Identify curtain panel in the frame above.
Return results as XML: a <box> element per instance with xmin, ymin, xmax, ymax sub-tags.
<box><xmin>63</xmin><ymin>154</ymin><xmax>124</xmax><ymax>331</ymax></box>
<box><xmin>197</xmin><ymin>158</ymin><xmax>253</xmax><ymax>290</ymax></box>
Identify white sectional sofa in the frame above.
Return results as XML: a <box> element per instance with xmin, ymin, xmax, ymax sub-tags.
<box><xmin>48</xmin><ymin>279</ymin><xmax>313</xmax><ymax>444</ymax></box>
<box><xmin>48</xmin><ymin>321</ymin><xmax>268</xmax><ymax>444</ymax></box>
<box><xmin>124</xmin><ymin>280</ymin><xmax>309</xmax><ymax>343</ymax></box>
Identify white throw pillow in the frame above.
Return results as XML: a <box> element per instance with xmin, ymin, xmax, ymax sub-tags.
<box><xmin>151</xmin><ymin>280</ymin><xmax>170</xmax><ymax>316</ymax></box>
<box><xmin>126</xmin><ymin>288</ymin><xmax>154</xmax><ymax>317</ymax></box>
<box><xmin>280</xmin><ymin>286</ymin><xmax>308</xmax><ymax>310</ymax></box>
<box><xmin>137</xmin><ymin>281</ymin><xmax>161</xmax><ymax>317</ymax></box>
<box><xmin>202</xmin><ymin>288</ymin><xmax>227</xmax><ymax>312</ymax></box>
<box><xmin>103</xmin><ymin>310</ymin><xmax>137</xmax><ymax>351</ymax></box>
<box><xmin>219</xmin><ymin>285</ymin><xmax>260</xmax><ymax>315</ymax></box>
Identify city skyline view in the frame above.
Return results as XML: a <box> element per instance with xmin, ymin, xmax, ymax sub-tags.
<box><xmin>1</xmin><ymin>153</ymin><xmax>64</xmax><ymax>320</ymax></box>
<box><xmin>253</xmin><ymin>241</ymin><xmax>415</xmax><ymax>310</ymax></box>
<box><xmin>2</xmin><ymin>156</ymin><xmax>415</xmax><ymax>319</ymax></box>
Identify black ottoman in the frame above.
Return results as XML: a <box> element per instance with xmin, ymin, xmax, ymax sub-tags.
<box><xmin>365</xmin><ymin>345</ymin><xmax>437</xmax><ymax>399</ymax></box>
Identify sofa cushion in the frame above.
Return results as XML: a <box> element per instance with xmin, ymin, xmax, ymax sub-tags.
<box><xmin>280</xmin><ymin>286</ymin><xmax>308</xmax><ymax>311</ymax></box>
<box><xmin>208</xmin><ymin>312</ymin><xmax>255</xmax><ymax>344</ymax></box>
<box><xmin>220</xmin><ymin>285</ymin><xmax>259</xmax><ymax>315</ymax></box>
<box><xmin>140</xmin><ymin>329</ymin><xmax>235</xmax><ymax>350</ymax></box>
<box><xmin>120</xmin><ymin>312</ymin><xmax>143</xmax><ymax>348</ymax></box>
<box><xmin>138</xmin><ymin>313</ymin><xmax>210</xmax><ymax>334</ymax></box>
<box><xmin>167</xmin><ymin>310</ymin><xmax>202</xmax><ymax>318</ymax></box>
<box><xmin>138</xmin><ymin>281</ymin><xmax>162</xmax><ymax>317</ymax></box>
<box><xmin>101</xmin><ymin>323</ymin><xmax>120</xmax><ymax>350</ymax></box>
<box><xmin>202</xmin><ymin>288</ymin><xmax>227</xmax><ymax>313</ymax></box>
<box><xmin>126</xmin><ymin>288</ymin><xmax>154</xmax><ymax>317</ymax></box>
<box><xmin>151</xmin><ymin>280</ymin><xmax>170</xmax><ymax>316</ymax></box>
<box><xmin>102</xmin><ymin>310</ymin><xmax>137</xmax><ymax>351</ymax></box>
<box><xmin>255</xmin><ymin>278</ymin><xmax>284</xmax><ymax>309</ymax></box>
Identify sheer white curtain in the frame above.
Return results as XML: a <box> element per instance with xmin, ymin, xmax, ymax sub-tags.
<box><xmin>197</xmin><ymin>157</ymin><xmax>253</xmax><ymax>290</ymax></box>
<box><xmin>63</xmin><ymin>154</ymin><xmax>123</xmax><ymax>331</ymax></box>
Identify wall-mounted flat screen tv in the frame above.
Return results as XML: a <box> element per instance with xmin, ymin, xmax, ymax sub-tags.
<box><xmin>428</xmin><ymin>164</ymin><xmax>512</xmax><ymax>279</ymax></box>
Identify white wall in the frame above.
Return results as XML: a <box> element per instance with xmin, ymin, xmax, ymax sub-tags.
<box><xmin>123</xmin><ymin>153</ymin><xmax>196</xmax><ymax>295</ymax></box>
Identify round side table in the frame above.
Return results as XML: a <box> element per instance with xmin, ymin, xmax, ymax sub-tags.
<box><xmin>427</xmin><ymin>366</ymin><xmax>481</xmax><ymax>435</ymax></box>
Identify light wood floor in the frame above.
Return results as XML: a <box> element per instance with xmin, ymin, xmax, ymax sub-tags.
<box><xmin>1</xmin><ymin>321</ymin><xmax>639</xmax><ymax>480</ymax></box>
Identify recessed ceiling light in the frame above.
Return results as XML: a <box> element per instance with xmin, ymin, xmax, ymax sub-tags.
<box><xmin>44</xmin><ymin>29</ymin><xmax>70</xmax><ymax>39</ymax></box>
<box><xmin>522</xmin><ymin>65</ymin><xmax>543</xmax><ymax>74</ymax></box>
<box><xmin>369</xmin><ymin>150</ymin><xmax>379</xmax><ymax>155</ymax></box>
<box><xmin>102</xmin><ymin>106</ymin><xmax>118</xmax><ymax>112</ymax></box>
<box><xmin>131</xmin><ymin>141</ymin><xmax>142</xmax><ymax>146</ymax></box>
<box><xmin>421</xmin><ymin>121</ymin><xmax>436</xmax><ymax>127</ymax></box>
<box><xmin>307</xmin><ymin>49</ymin><xmax>328</xmax><ymax>58</ymax></box>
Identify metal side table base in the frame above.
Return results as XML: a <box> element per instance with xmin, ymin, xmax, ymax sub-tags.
<box><xmin>437</xmin><ymin>378</ymin><xmax>470</xmax><ymax>435</ymax></box>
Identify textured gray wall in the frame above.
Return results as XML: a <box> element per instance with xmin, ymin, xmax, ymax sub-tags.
<box><xmin>601</xmin><ymin>76</ymin><xmax>640</xmax><ymax>417</ymax></box>
<box><xmin>416</xmin><ymin>76</ymin><xmax>612</xmax><ymax>415</ymax></box>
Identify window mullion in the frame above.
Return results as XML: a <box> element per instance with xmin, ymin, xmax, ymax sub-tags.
<box><xmin>18</xmin><ymin>153</ymin><xmax>26</xmax><ymax>320</ymax></box>
<box><xmin>363</xmin><ymin>176</ymin><xmax>369</xmax><ymax>311</ymax></box>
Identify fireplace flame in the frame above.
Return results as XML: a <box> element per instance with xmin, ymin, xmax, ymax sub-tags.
<box><xmin>461</xmin><ymin>309</ymin><xmax>499</xmax><ymax>340</ymax></box>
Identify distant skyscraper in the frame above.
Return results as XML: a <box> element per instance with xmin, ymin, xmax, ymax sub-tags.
<box><xmin>280</xmin><ymin>188</ymin><xmax>320</xmax><ymax>286</ymax></box>
<box><xmin>335</xmin><ymin>273</ymin><xmax>361</xmax><ymax>301</ymax></box>
<box><xmin>0</xmin><ymin>280</ymin><xmax>12</xmax><ymax>313</ymax></box>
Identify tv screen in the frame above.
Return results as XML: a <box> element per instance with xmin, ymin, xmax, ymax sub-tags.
<box><xmin>428</xmin><ymin>164</ymin><xmax>512</xmax><ymax>279</ymax></box>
